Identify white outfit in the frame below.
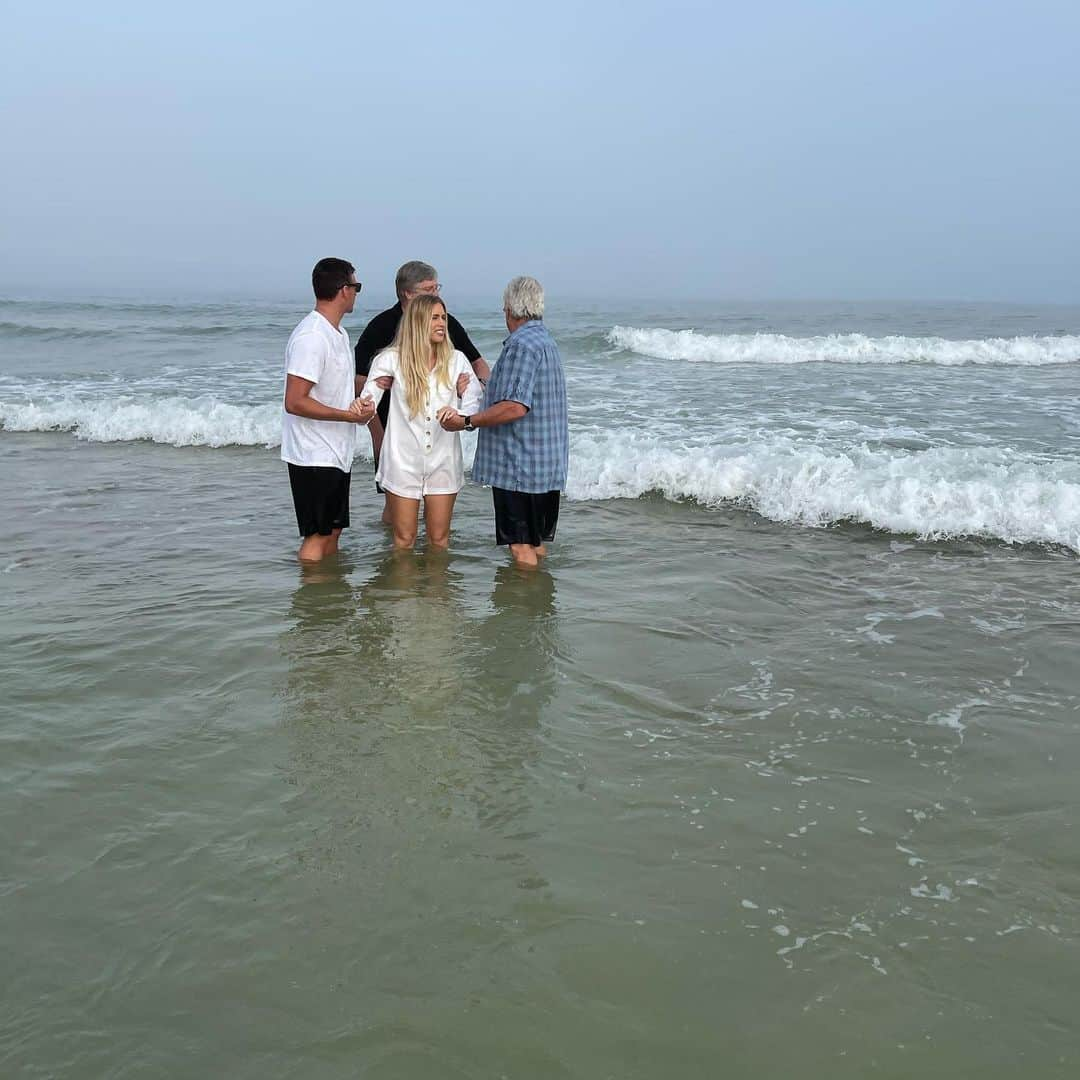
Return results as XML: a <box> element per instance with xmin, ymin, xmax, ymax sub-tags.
<box><xmin>362</xmin><ymin>349</ymin><xmax>482</xmax><ymax>498</ymax></box>
<box><xmin>280</xmin><ymin>310</ymin><xmax>356</xmax><ymax>473</ymax></box>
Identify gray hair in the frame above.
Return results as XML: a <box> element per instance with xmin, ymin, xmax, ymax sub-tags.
<box><xmin>502</xmin><ymin>276</ymin><xmax>544</xmax><ymax>320</ymax></box>
<box><xmin>395</xmin><ymin>260</ymin><xmax>438</xmax><ymax>300</ymax></box>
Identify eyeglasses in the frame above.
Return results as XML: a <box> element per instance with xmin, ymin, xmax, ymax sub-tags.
<box><xmin>342</xmin><ymin>281</ymin><xmax>363</xmax><ymax>293</ymax></box>
<box><xmin>410</xmin><ymin>283</ymin><xmax>441</xmax><ymax>295</ymax></box>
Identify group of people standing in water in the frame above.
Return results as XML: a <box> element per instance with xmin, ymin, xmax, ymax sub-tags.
<box><xmin>280</xmin><ymin>258</ymin><xmax>569</xmax><ymax>568</ymax></box>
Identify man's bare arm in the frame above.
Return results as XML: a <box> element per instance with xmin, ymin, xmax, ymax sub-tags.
<box><xmin>437</xmin><ymin>399</ymin><xmax>527</xmax><ymax>431</ymax></box>
<box><xmin>286</xmin><ymin>374</ymin><xmax>371</xmax><ymax>424</ymax></box>
<box><xmin>470</xmin><ymin>356</ymin><xmax>492</xmax><ymax>383</ymax></box>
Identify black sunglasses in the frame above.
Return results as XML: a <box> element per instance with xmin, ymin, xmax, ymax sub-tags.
<box><xmin>342</xmin><ymin>281</ymin><xmax>363</xmax><ymax>292</ymax></box>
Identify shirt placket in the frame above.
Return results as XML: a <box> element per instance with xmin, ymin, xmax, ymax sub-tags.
<box><xmin>424</xmin><ymin>376</ymin><xmax>435</xmax><ymax>458</ymax></box>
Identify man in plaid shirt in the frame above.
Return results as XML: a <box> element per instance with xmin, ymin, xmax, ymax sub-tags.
<box><xmin>437</xmin><ymin>276</ymin><xmax>568</xmax><ymax>567</ymax></box>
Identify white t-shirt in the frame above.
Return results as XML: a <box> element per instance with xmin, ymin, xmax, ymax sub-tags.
<box><xmin>361</xmin><ymin>348</ymin><xmax>482</xmax><ymax>498</ymax></box>
<box><xmin>280</xmin><ymin>310</ymin><xmax>356</xmax><ymax>473</ymax></box>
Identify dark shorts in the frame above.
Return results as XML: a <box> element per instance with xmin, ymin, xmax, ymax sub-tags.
<box><xmin>492</xmin><ymin>487</ymin><xmax>560</xmax><ymax>547</ymax></box>
<box><xmin>288</xmin><ymin>464</ymin><xmax>351</xmax><ymax>537</ymax></box>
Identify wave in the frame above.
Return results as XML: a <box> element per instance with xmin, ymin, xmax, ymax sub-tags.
<box><xmin>0</xmin><ymin>319</ymin><xmax>257</xmax><ymax>341</ymax></box>
<box><xmin>0</xmin><ymin>395</ymin><xmax>284</xmax><ymax>448</ymax></box>
<box><xmin>566</xmin><ymin>432</ymin><xmax>1080</xmax><ymax>553</ymax></box>
<box><xmin>4</xmin><ymin>396</ymin><xmax>1077</xmax><ymax>551</ymax></box>
<box><xmin>0</xmin><ymin>321</ymin><xmax>126</xmax><ymax>341</ymax></box>
<box><xmin>608</xmin><ymin>327</ymin><xmax>1080</xmax><ymax>367</ymax></box>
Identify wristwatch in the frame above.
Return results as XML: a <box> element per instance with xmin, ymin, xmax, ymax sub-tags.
<box><xmin>463</xmin><ymin>415</ymin><xmax>475</xmax><ymax>431</ymax></box>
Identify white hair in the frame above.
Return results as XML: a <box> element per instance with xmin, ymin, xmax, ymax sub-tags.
<box><xmin>502</xmin><ymin>276</ymin><xmax>544</xmax><ymax>320</ymax></box>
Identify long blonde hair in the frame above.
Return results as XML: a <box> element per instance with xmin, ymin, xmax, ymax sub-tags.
<box><xmin>387</xmin><ymin>294</ymin><xmax>453</xmax><ymax>418</ymax></box>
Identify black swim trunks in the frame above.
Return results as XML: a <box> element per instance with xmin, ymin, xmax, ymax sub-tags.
<box><xmin>288</xmin><ymin>464</ymin><xmax>351</xmax><ymax>537</ymax></box>
<box><xmin>491</xmin><ymin>487</ymin><xmax>560</xmax><ymax>547</ymax></box>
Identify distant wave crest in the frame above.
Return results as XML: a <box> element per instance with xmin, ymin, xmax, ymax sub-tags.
<box><xmin>608</xmin><ymin>326</ymin><xmax>1080</xmax><ymax>366</ymax></box>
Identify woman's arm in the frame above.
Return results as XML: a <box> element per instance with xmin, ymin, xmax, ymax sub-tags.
<box><xmin>360</xmin><ymin>350</ymin><xmax>396</xmax><ymax>408</ymax></box>
<box><xmin>457</xmin><ymin>355</ymin><xmax>484</xmax><ymax>415</ymax></box>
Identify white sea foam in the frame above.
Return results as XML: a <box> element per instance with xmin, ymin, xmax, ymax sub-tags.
<box><xmin>0</xmin><ymin>395</ymin><xmax>284</xmax><ymax>448</ymax></box>
<box><xmin>565</xmin><ymin>431</ymin><xmax>1080</xmax><ymax>553</ymax></box>
<box><xmin>608</xmin><ymin>327</ymin><xmax>1080</xmax><ymax>367</ymax></box>
<box><xmin>5</xmin><ymin>394</ymin><xmax>1078</xmax><ymax>552</ymax></box>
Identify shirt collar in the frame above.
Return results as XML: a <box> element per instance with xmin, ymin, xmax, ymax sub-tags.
<box><xmin>311</xmin><ymin>309</ymin><xmax>345</xmax><ymax>337</ymax></box>
<box><xmin>503</xmin><ymin>318</ymin><xmax>541</xmax><ymax>346</ymax></box>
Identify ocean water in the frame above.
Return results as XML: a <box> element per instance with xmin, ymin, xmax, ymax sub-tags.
<box><xmin>2</xmin><ymin>294</ymin><xmax>1079</xmax><ymax>1077</ymax></box>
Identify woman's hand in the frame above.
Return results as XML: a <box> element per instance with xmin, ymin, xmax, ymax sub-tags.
<box><xmin>437</xmin><ymin>406</ymin><xmax>465</xmax><ymax>431</ymax></box>
<box><xmin>349</xmin><ymin>397</ymin><xmax>375</xmax><ymax>423</ymax></box>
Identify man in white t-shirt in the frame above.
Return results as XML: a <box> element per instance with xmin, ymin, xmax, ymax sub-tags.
<box><xmin>281</xmin><ymin>258</ymin><xmax>374</xmax><ymax>563</ymax></box>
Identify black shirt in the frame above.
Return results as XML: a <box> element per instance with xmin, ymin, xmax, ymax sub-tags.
<box><xmin>354</xmin><ymin>301</ymin><xmax>482</xmax><ymax>377</ymax></box>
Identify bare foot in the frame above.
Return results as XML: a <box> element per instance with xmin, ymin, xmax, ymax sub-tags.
<box><xmin>509</xmin><ymin>543</ymin><xmax>540</xmax><ymax>568</ymax></box>
<box><xmin>298</xmin><ymin>538</ymin><xmax>327</xmax><ymax>563</ymax></box>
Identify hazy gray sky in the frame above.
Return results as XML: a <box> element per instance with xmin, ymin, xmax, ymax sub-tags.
<box><xmin>1</xmin><ymin>1</ymin><xmax>1077</xmax><ymax>302</ymax></box>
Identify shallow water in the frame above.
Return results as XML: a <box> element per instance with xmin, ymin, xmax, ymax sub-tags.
<box><xmin>3</xmin><ymin>295</ymin><xmax>1080</xmax><ymax>551</ymax></box>
<box><xmin>4</xmin><ymin>427</ymin><xmax>1079</xmax><ymax>1076</ymax></box>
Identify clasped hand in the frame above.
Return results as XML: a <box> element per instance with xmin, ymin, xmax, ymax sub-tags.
<box><xmin>436</xmin><ymin>406</ymin><xmax>465</xmax><ymax>431</ymax></box>
<box><xmin>348</xmin><ymin>397</ymin><xmax>375</xmax><ymax>423</ymax></box>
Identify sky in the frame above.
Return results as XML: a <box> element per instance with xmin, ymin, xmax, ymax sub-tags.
<box><xmin>1</xmin><ymin>1</ymin><xmax>1078</xmax><ymax>303</ymax></box>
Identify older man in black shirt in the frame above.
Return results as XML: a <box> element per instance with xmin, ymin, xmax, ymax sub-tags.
<box><xmin>354</xmin><ymin>260</ymin><xmax>490</xmax><ymax>520</ymax></box>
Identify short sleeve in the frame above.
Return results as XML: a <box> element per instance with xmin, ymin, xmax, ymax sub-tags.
<box><xmin>354</xmin><ymin>308</ymin><xmax>400</xmax><ymax>376</ymax></box>
<box><xmin>496</xmin><ymin>339</ymin><xmax>539</xmax><ymax>410</ymax></box>
<box><xmin>286</xmin><ymin>332</ymin><xmax>326</xmax><ymax>384</ymax></box>
<box><xmin>361</xmin><ymin>350</ymin><xmax>397</xmax><ymax>408</ymax></box>
<box><xmin>454</xmin><ymin>352</ymin><xmax>483</xmax><ymax>413</ymax></box>
<box><xmin>354</xmin><ymin>322</ymin><xmax>380</xmax><ymax>376</ymax></box>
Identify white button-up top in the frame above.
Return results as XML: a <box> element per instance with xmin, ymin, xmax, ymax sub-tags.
<box><xmin>362</xmin><ymin>348</ymin><xmax>482</xmax><ymax>499</ymax></box>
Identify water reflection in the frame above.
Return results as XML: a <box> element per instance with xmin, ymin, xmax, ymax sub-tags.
<box><xmin>462</xmin><ymin>564</ymin><xmax>560</xmax><ymax>832</ymax></box>
<box><xmin>280</xmin><ymin>558</ymin><xmax>366</xmax><ymax>717</ymax></box>
<box><xmin>278</xmin><ymin>556</ymin><xmax>563</xmax><ymax>875</ymax></box>
<box><xmin>355</xmin><ymin>549</ymin><xmax>472</xmax><ymax>722</ymax></box>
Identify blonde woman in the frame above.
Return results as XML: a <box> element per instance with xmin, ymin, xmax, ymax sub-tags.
<box><xmin>359</xmin><ymin>294</ymin><xmax>482</xmax><ymax>549</ymax></box>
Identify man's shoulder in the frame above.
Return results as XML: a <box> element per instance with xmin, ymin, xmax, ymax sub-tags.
<box><xmin>292</xmin><ymin>310</ymin><xmax>344</xmax><ymax>339</ymax></box>
<box><xmin>516</xmin><ymin>320</ymin><xmax>558</xmax><ymax>355</ymax></box>
<box><xmin>521</xmin><ymin>319</ymin><xmax>554</xmax><ymax>341</ymax></box>
<box><xmin>289</xmin><ymin>310</ymin><xmax>319</xmax><ymax>335</ymax></box>
<box><xmin>288</xmin><ymin>311</ymin><xmax>326</xmax><ymax>347</ymax></box>
<box><xmin>289</xmin><ymin>312</ymin><xmax>350</xmax><ymax>363</ymax></box>
<box><xmin>362</xmin><ymin>304</ymin><xmax>402</xmax><ymax>336</ymax></box>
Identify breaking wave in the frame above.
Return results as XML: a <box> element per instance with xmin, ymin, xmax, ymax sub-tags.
<box><xmin>3</xmin><ymin>395</ymin><xmax>1077</xmax><ymax>552</ymax></box>
<box><xmin>566</xmin><ymin>432</ymin><xmax>1080</xmax><ymax>553</ymax></box>
<box><xmin>608</xmin><ymin>327</ymin><xmax>1080</xmax><ymax>367</ymax></box>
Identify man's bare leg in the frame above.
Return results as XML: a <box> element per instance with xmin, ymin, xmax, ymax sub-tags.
<box><xmin>509</xmin><ymin>543</ymin><xmax>540</xmax><ymax>568</ymax></box>
<box><xmin>298</xmin><ymin>529</ymin><xmax>340</xmax><ymax>563</ymax></box>
<box><xmin>323</xmin><ymin>527</ymin><xmax>343</xmax><ymax>556</ymax></box>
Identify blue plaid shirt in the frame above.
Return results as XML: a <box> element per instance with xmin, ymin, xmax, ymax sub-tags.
<box><xmin>471</xmin><ymin>319</ymin><xmax>568</xmax><ymax>493</ymax></box>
